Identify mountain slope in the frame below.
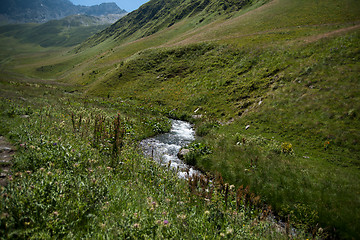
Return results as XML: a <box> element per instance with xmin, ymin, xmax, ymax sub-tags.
<box><xmin>2</xmin><ymin>0</ymin><xmax>360</xmax><ymax>239</ymax></box>
<box><xmin>79</xmin><ymin>0</ymin><xmax>265</xmax><ymax>48</ymax></box>
<box><xmin>71</xmin><ymin>1</ymin><xmax>360</xmax><ymax>238</ymax></box>
<box><xmin>0</xmin><ymin>15</ymin><xmax>111</xmax><ymax>48</ymax></box>
<box><xmin>0</xmin><ymin>0</ymin><xmax>127</xmax><ymax>23</ymax></box>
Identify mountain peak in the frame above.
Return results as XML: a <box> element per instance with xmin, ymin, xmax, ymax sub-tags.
<box><xmin>84</xmin><ymin>2</ymin><xmax>125</xmax><ymax>16</ymax></box>
<box><xmin>0</xmin><ymin>0</ymin><xmax>127</xmax><ymax>23</ymax></box>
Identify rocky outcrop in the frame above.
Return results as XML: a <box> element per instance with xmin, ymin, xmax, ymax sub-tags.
<box><xmin>83</xmin><ymin>3</ymin><xmax>125</xmax><ymax>16</ymax></box>
<box><xmin>177</xmin><ymin>148</ymin><xmax>190</xmax><ymax>160</ymax></box>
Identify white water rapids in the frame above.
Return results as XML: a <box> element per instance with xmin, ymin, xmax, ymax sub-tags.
<box><xmin>140</xmin><ymin>119</ymin><xmax>200</xmax><ymax>178</ymax></box>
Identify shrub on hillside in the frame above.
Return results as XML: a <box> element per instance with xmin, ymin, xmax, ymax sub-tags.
<box><xmin>281</xmin><ymin>142</ymin><xmax>294</xmax><ymax>154</ymax></box>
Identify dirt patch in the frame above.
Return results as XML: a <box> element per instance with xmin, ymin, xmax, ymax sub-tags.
<box><xmin>0</xmin><ymin>136</ymin><xmax>15</xmax><ymax>187</ymax></box>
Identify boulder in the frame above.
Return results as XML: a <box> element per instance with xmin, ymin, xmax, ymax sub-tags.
<box><xmin>177</xmin><ymin>148</ymin><xmax>190</xmax><ymax>160</ymax></box>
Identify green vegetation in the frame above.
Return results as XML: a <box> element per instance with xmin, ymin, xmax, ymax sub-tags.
<box><xmin>80</xmin><ymin>29</ymin><xmax>360</xmax><ymax>239</ymax></box>
<box><xmin>79</xmin><ymin>0</ymin><xmax>266</xmax><ymax>49</ymax></box>
<box><xmin>1</xmin><ymin>0</ymin><xmax>360</xmax><ymax>238</ymax></box>
<box><xmin>0</xmin><ymin>16</ymin><xmax>110</xmax><ymax>48</ymax></box>
<box><xmin>0</xmin><ymin>76</ymin><xmax>303</xmax><ymax>239</ymax></box>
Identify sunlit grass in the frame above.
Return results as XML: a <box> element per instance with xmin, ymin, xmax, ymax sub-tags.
<box><xmin>0</xmin><ymin>79</ymin><xmax>307</xmax><ymax>239</ymax></box>
<box><xmin>0</xmin><ymin>0</ymin><xmax>359</xmax><ymax>238</ymax></box>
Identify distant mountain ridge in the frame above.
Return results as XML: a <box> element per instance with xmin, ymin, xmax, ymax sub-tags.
<box><xmin>0</xmin><ymin>0</ymin><xmax>127</xmax><ymax>23</ymax></box>
<box><xmin>80</xmin><ymin>0</ymin><xmax>256</xmax><ymax>48</ymax></box>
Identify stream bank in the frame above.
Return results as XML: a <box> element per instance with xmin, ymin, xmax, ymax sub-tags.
<box><xmin>0</xmin><ymin>136</ymin><xmax>15</xmax><ymax>187</ymax></box>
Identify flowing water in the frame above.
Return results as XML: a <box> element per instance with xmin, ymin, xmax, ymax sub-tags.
<box><xmin>140</xmin><ymin>120</ymin><xmax>296</xmax><ymax>235</ymax></box>
<box><xmin>140</xmin><ymin>119</ymin><xmax>200</xmax><ymax>178</ymax></box>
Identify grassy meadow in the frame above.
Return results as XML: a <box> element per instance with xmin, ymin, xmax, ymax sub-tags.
<box><xmin>1</xmin><ymin>0</ymin><xmax>360</xmax><ymax>238</ymax></box>
<box><xmin>81</xmin><ymin>29</ymin><xmax>360</xmax><ymax>238</ymax></box>
<box><xmin>0</xmin><ymin>73</ymin><xmax>302</xmax><ymax>239</ymax></box>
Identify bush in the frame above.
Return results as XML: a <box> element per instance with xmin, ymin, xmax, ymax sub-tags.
<box><xmin>281</xmin><ymin>142</ymin><xmax>294</xmax><ymax>154</ymax></box>
<box><xmin>279</xmin><ymin>203</ymin><xmax>319</xmax><ymax>231</ymax></box>
<box><xmin>184</xmin><ymin>142</ymin><xmax>212</xmax><ymax>166</ymax></box>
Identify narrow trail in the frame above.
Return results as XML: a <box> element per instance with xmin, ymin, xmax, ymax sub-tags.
<box><xmin>0</xmin><ymin>136</ymin><xmax>15</xmax><ymax>187</ymax></box>
<box><xmin>302</xmin><ymin>23</ymin><xmax>360</xmax><ymax>43</ymax></box>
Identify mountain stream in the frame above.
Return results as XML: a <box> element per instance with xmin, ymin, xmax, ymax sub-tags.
<box><xmin>140</xmin><ymin>119</ymin><xmax>200</xmax><ymax>178</ymax></box>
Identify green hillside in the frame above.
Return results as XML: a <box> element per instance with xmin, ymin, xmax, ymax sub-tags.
<box><xmin>0</xmin><ymin>15</ymin><xmax>110</xmax><ymax>49</ymax></box>
<box><xmin>78</xmin><ymin>0</ymin><xmax>268</xmax><ymax>49</ymax></box>
<box><xmin>1</xmin><ymin>0</ymin><xmax>360</xmax><ymax>239</ymax></box>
